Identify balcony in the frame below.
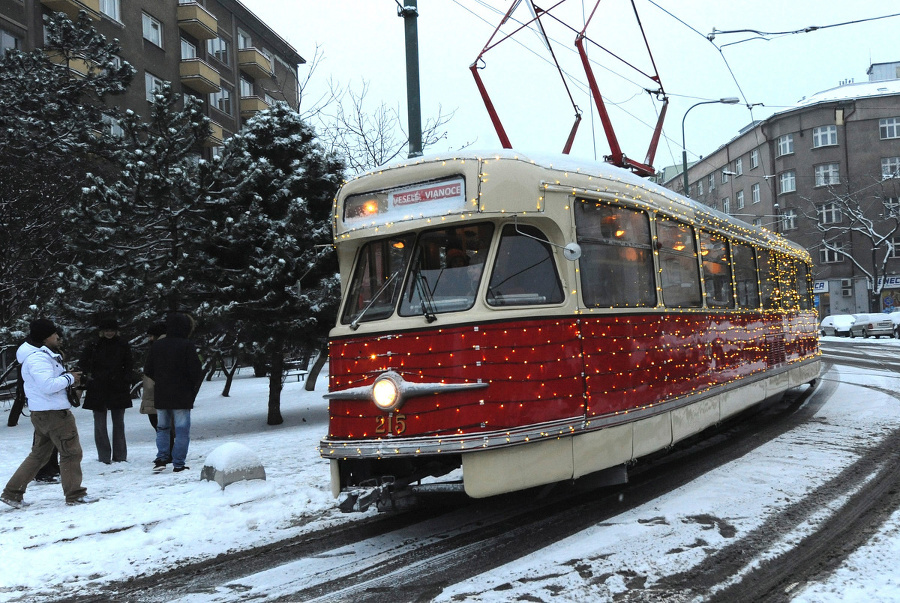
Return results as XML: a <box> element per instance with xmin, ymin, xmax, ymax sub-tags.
<box><xmin>204</xmin><ymin>121</ymin><xmax>224</xmax><ymax>147</ymax></box>
<box><xmin>239</xmin><ymin>96</ymin><xmax>270</xmax><ymax>117</ymax></box>
<box><xmin>41</xmin><ymin>0</ymin><xmax>101</xmax><ymax>20</ymax></box>
<box><xmin>46</xmin><ymin>51</ymin><xmax>95</xmax><ymax>78</ymax></box>
<box><xmin>177</xmin><ymin>2</ymin><xmax>218</xmax><ymax>41</ymax></box>
<box><xmin>179</xmin><ymin>58</ymin><xmax>221</xmax><ymax>94</ymax></box>
<box><xmin>237</xmin><ymin>48</ymin><xmax>273</xmax><ymax>79</ymax></box>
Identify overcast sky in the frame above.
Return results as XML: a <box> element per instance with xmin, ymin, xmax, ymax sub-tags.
<box><xmin>239</xmin><ymin>0</ymin><xmax>900</xmax><ymax>171</ymax></box>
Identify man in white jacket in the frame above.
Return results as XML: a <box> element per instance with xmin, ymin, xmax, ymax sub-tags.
<box><xmin>1</xmin><ymin>319</ymin><xmax>97</xmax><ymax>508</ymax></box>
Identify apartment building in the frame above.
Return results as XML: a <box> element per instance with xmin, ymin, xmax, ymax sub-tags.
<box><xmin>664</xmin><ymin>62</ymin><xmax>900</xmax><ymax>317</ymax></box>
<box><xmin>0</xmin><ymin>0</ymin><xmax>304</xmax><ymax>153</ymax></box>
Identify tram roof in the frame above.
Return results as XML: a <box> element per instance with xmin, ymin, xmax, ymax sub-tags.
<box><xmin>343</xmin><ymin>149</ymin><xmax>809</xmax><ymax>260</ymax></box>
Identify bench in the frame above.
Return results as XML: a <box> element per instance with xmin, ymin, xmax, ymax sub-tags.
<box><xmin>281</xmin><ymin>361</ymin><xmax>308</xmax><ymax>384</ymax></box>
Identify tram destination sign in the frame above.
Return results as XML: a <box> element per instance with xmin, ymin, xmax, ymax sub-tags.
<box><xmin>343</xmin><ymin>177</ymin><xmax>467</xmax><ymax>226</ymax></box>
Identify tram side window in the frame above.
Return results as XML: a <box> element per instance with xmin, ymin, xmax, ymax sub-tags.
<box><xmin>758</xmin><ymin>248</ymin><xmax>778</xmax><ymax>309</ymax></box>
<box><xmin>732</xmin><ymin>242</ymin><xmax>761</xmax><ymax>308</ymax></box>
<box><xmin>700</xmin><ymin>231</ymin><xmax>734</xmax><ymax>308</ymax></box>
<box><xmin>574</xmin><ymin>200</ymin><xmax>656</xmax><ymax>307</ymax></box>
<box><xmin>657</xmin><ymin>217</ymin><xmax>702</xmax><ymax>308</ymax></box>
<box><xmin>340</xmin><ymin>234</ymin><xmax>415</xmax><ymax>325</ymax></box>
<box><xmin>400</xmin><ymin>224</ymin><xmax>493</xmax><ymax>316</ymax></box>
<box><xmin>797</xmin><ymin>261</ymin><xmax>812</xmax><ymax>310</ymax></box>
<box><xmin>486</xmin><ymin>224</ymin><xmax>564</xmax><ymax>306</ymax></box>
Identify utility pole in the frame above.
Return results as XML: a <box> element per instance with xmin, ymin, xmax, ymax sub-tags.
<box><xmin>399</xmin><ymin>1</ymin><xmax>423</xmax><ymax>158</ymax></box>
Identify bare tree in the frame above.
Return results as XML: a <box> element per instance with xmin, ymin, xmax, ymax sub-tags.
<box><xmin>294</xmin><ymin>48</ymin><xmax>461</xmax><ymax>173</ymax></box>
<box><xmin>798</xmin><ymin>177</ymin><xmax>900</xmax><ymax>311</ymax></box>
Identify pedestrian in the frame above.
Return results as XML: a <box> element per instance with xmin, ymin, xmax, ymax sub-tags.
<box><xmin>79</xmin><ymin>318</ymin><xmax>134</xmax><ymax>464</ymax></box>
<box><xmin>7</xmin><ymin>350</ymin><xmax>61</xmax><ymax>482</ymax></box>
<box><xmin>139</xmin><ymin>322</ymin><xmax>166</xmax><ymax>430</ymax></box>
<box><xmin>144</xmin><ymin>313</ymin><xmax>202</xmax><ymax>473</ymax></box>
<box><xmin>1</xmin><ymin>318</ymin><xmax>97</xmax><ymax>508</ymax></box>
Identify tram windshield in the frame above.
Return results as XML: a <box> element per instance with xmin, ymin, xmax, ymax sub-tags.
<box><xmin>341</xmin><ymin>234</ymin><xmax>415</xmax><ymax>326</ymax></box>
<box><xmin>399</xmin><ymin>224</ymin><xmax>493</xmax><ymax>317</ymax></box>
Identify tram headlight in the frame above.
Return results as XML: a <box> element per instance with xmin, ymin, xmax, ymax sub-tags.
<box><xmin>372</xmin><ymin>373</ymin><xmax>403</xmax><ymax>411</ymax></box>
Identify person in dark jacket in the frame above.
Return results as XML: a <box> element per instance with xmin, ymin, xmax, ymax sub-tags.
<box><xmin>80</xmin><ymin>318</ymin><xmax>134</xmax><ymax>464</ymax></box>
<box><xmin>144</xmin><ymin>313</ymin><xmax>202</xmax><ymax>473</ymax></box>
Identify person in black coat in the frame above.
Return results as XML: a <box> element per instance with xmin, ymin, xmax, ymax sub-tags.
<box><xmin>144</xmin><ymin>313</ymin><xmax>202</xmax><ymax>473</ymax></box>
<box><xmin>80</xmin><ymin>318</ymin><xmax>134</xmax><ymax>464</ymax></box>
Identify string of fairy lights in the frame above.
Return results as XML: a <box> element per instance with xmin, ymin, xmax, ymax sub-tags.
<box><xmin>321</xmin><ymin>154</ymin><xmax>820</xmax><ymax>459</ymax></box>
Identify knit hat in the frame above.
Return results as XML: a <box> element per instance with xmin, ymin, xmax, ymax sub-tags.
<box><xmin>29</xmin><ymin>318</ymin><xmax>58</xmax><ymax>343</ymax></box>
<box><xmin>147</xmin><ymin>322</ymin><xmax>166</xmax><ymax>338</ymax></box>
<box><xmin>98</xmin><ymin>317</ymin><xmax>119</xmax><ymax>330</ymax></box>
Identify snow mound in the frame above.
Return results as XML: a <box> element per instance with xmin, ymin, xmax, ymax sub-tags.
<box><xmin>201</xmin><ymin>442</ymin><xmax>267</xmax><ymax>490</ymax></box>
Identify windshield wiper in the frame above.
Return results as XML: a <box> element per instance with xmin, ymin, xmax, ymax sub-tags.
<box><xmin>350</xmin><ymin>271</ymin><xmax>400</xmax><ymax>331</ymax></box>
<box><xmin>414</xmin><ymin>269</ymin><xmax>438</xmax><ymax>323</ymax></box>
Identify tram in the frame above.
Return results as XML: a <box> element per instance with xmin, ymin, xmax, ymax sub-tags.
<box><xmin>319</xmin><ymin>151</ymin><xmax>820</xmax><ymax>512</ymax></box>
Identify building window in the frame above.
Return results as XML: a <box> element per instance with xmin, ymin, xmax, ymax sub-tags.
<box><xmin>751</xmin><ymin>183</ymin><xmax>760</xmax><ymax>204</ymax></box>
<box><xmin>697</xmin><ymin>180</ymin><xmax>704</xmax><ymax>196</ymax></box>
<box><xmin>0</xmin><ymin>28</ymin><xmax>19</xmax><ymax>54</ymax></box>
<box><xmin>735</xmin><ymin>157</ymin><xmax>743</xmax><ymax>176</ymax></box>
<box><xmin>181</xmin><ymin>38</ymin><xmax>196</xmax><ymax>60</ymax></box>
<box><xmin>776</xmin><ymin>133</ymin><xmax>794</xmax><ymax>157</ymax></box>
<box><xmin>736</xmin><ymin>190</ymin><xmax>745</xmax><ymax>210</ymax></box>
<box><xmin>820</xmin><ymin>242</ymin><xmax>845</xmax><ymax>264</ymax></box>
<box><xmin>142</xmin><ymin>13</ymin><xmax>163</xmax><ymax>47</ymax></box>
<box><xmin>778</xmin><ymin>170</ymin><xmax>796</xmax><ymax>194</ymax></box>
<box><xmin>101</xmin><ymin>114</ymin><xmax>124</xmax><ymax>138</ymax></box>
<box><xmin>753</xmin><ymin>217</ymin><xmax>762</xmax><ymax>227</ymax></box>
<box><xmin>882</xmin><ymin>157</ymin><xmax>900</xmax><ymax>179</ymax></box>
<box><xmin>812</xmin><ymin>125</ymin><xmax>838</xmax><ymax>148</ymax></box>
<box><xmin>781</xmin><ymin>208</ymin><xmax>798</xmax><ymax>231</ymax></box>
<box><xmin>210</xmin><ymin>88</ymin><xmax>232</xmax><ymax>115</ymax></box>
<box><xmin>708</xmin><ymin>174</ymin><xmax>715</xmax><ymax>191</ymax></box>
<box><xmin>145</xmin><ymin>72</ymin><xmax>164</xmax><ymax>102</ymax></box>
<box><xmin>99</xmin><ymin>0</ymin><xmax>120</xmax><ymax>21</ymax></box>
<box><xmin>721</xmin><ymin>170</ymin><xmax>729</xmax><ymax>184</ymax></box>
<box><xmin>817</xmin><ymin>202</ymin><xmax>842</xmax><ymax>225</ymax></box>
<box><xmin>880</xmin><ymin>117</ymin><xmax>900</xmax><ymax>140</ymax></box>
<box><xmin>750</xmin><ymin>149</ymin><xmax>759</xmax><ymax>169</ymax></box>
<box><xmin>208</xmin><ymin>37</ymin><xmax>230</xmax><ymax>64</ymax></box>
<box><xmin>815</xmin><ymin>163</ymin><xmax>840</xmax><ymax>186</ymax></box>
<box><xmin>237</xmin><ymin>29</ymin><xmax>252</xmax><ymax>50</ymax></box>
<box><xmin>240</xmin><ymin>76</ymin><xmax>254</xmax><ymax>97</ymax></box>
<box><xmin>721</xmin><ymin>197</ymin><xmax>730</xmax><ymax>214</ymax></box>
<box><xmin>889</xmin><ymin>237</ymin><xmax>900</xmax><ymax>259</ymax></box>
<box><xmin>886</xmin><ymin>197</ymin><xmax>900</xmax><ymax>218</ymax></box>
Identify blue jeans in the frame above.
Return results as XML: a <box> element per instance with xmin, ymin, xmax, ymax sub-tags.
<box><xmin>155</xmin><ymin>409</ymin><xmax>191</xmax><ymax>468</ymax></box>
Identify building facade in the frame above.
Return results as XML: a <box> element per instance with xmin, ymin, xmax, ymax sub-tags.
<box><xmin>0</xmin><ymin>0</ymin><xmax>304</xmax><ymax>153</ymax></box>
<box><xmin>665</xmin><ymin>62</ymin><xmax>900</xmax><ymax>318</ymax></box>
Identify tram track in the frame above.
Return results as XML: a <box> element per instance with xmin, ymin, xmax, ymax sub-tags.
<box><xmin>64</xmin><ymin>373</ymin><xmax>835</xmax><ymax>603</ymax></box>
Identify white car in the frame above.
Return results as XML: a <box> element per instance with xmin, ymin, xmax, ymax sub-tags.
<box><xmin>849</xmin><ymin>313</ymin><xmax>894</xmax><ymax>338</ymax></box>
<box><xmin>819</xmin><ymin>314</ymin><xmax>854</xmax><ymax>337</ymax></box>
<box><xmin>888</xmin><ymin>311</ymin><xmax>900</xmax><ymax>338</ymax></box>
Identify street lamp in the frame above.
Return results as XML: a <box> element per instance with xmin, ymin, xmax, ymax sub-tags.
<box><xmin>682</xmin><ymin>97</ymin><xmax>741</xmax><ymax>198</ymax></box>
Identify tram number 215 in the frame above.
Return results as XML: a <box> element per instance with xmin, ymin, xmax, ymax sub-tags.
<box><xmin>375</xmin><ymin>413</ymin><xmax>407</xmax><ymax>435</ymax></box>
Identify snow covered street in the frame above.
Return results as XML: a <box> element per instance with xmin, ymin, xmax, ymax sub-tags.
<box><xmin>2</xmin><ymin>341</ymin><xmax>900</xmax><ymax>601</ymax></box>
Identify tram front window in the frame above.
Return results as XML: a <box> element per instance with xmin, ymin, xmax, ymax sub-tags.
<box><xmin>487</xmin><ymin>224</ymin><xmax>565</xmax><ymax>306</ymax></box>
<box><xmin>400</xmin><ymin>224</ymin><xmax>493</xmax><ymax>317</ymax></box>
<box><xmin>340</xmin><ymin>234</ymin><xmax>414</xmax><ymax>326</ymax></box>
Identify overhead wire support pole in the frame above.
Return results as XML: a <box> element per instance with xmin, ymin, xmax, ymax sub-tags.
<box><xmin>398</xmin><ymin>1</ymin><xmax>422</xmax><ymax>158</ymax></box>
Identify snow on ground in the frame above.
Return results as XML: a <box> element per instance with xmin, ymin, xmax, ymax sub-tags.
<box><xmin>0</xmin><ymin>368</ymin><xmax>351</xmax><ymax>602</ymax></box>
<box><xmin>2</xmin><ymin>339</ymin><xmax>900</xmax><ymax>602</ymax></box>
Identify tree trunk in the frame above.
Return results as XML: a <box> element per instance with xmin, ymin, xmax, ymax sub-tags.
<box><xmin>220</xmin><ymin>361</ymin><xmax>239</xmax><ymax>397</ymax></box>
<box><xmin>267</xmin><ymin>347</ymin><xmax>284</xmax><ymax>425</ymax></box>
<box><xmin>304</xmin><ymin>340</ymin><xmax>329</xmax><ymax>392</ymax></box>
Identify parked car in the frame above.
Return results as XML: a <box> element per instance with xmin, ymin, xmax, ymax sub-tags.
<box><xmin>819</xmin><ymin>314</ymin><xmax>854</xmax><ymax>337</ymax></box>
<box><xmin>888</xmin><ymin>311</ymin><xmax>900</xmax><ymax>338</ymax></box>
<box><xmin>849</xmin><ymin>313</ymin><xmax>894</xmax><ymax>338</ymax></box>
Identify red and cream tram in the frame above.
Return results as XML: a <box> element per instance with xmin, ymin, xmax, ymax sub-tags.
<box><xmin>320</xmin><ymin>151</ymin><xmax>820</xmax><ymax>511</ymax></box>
